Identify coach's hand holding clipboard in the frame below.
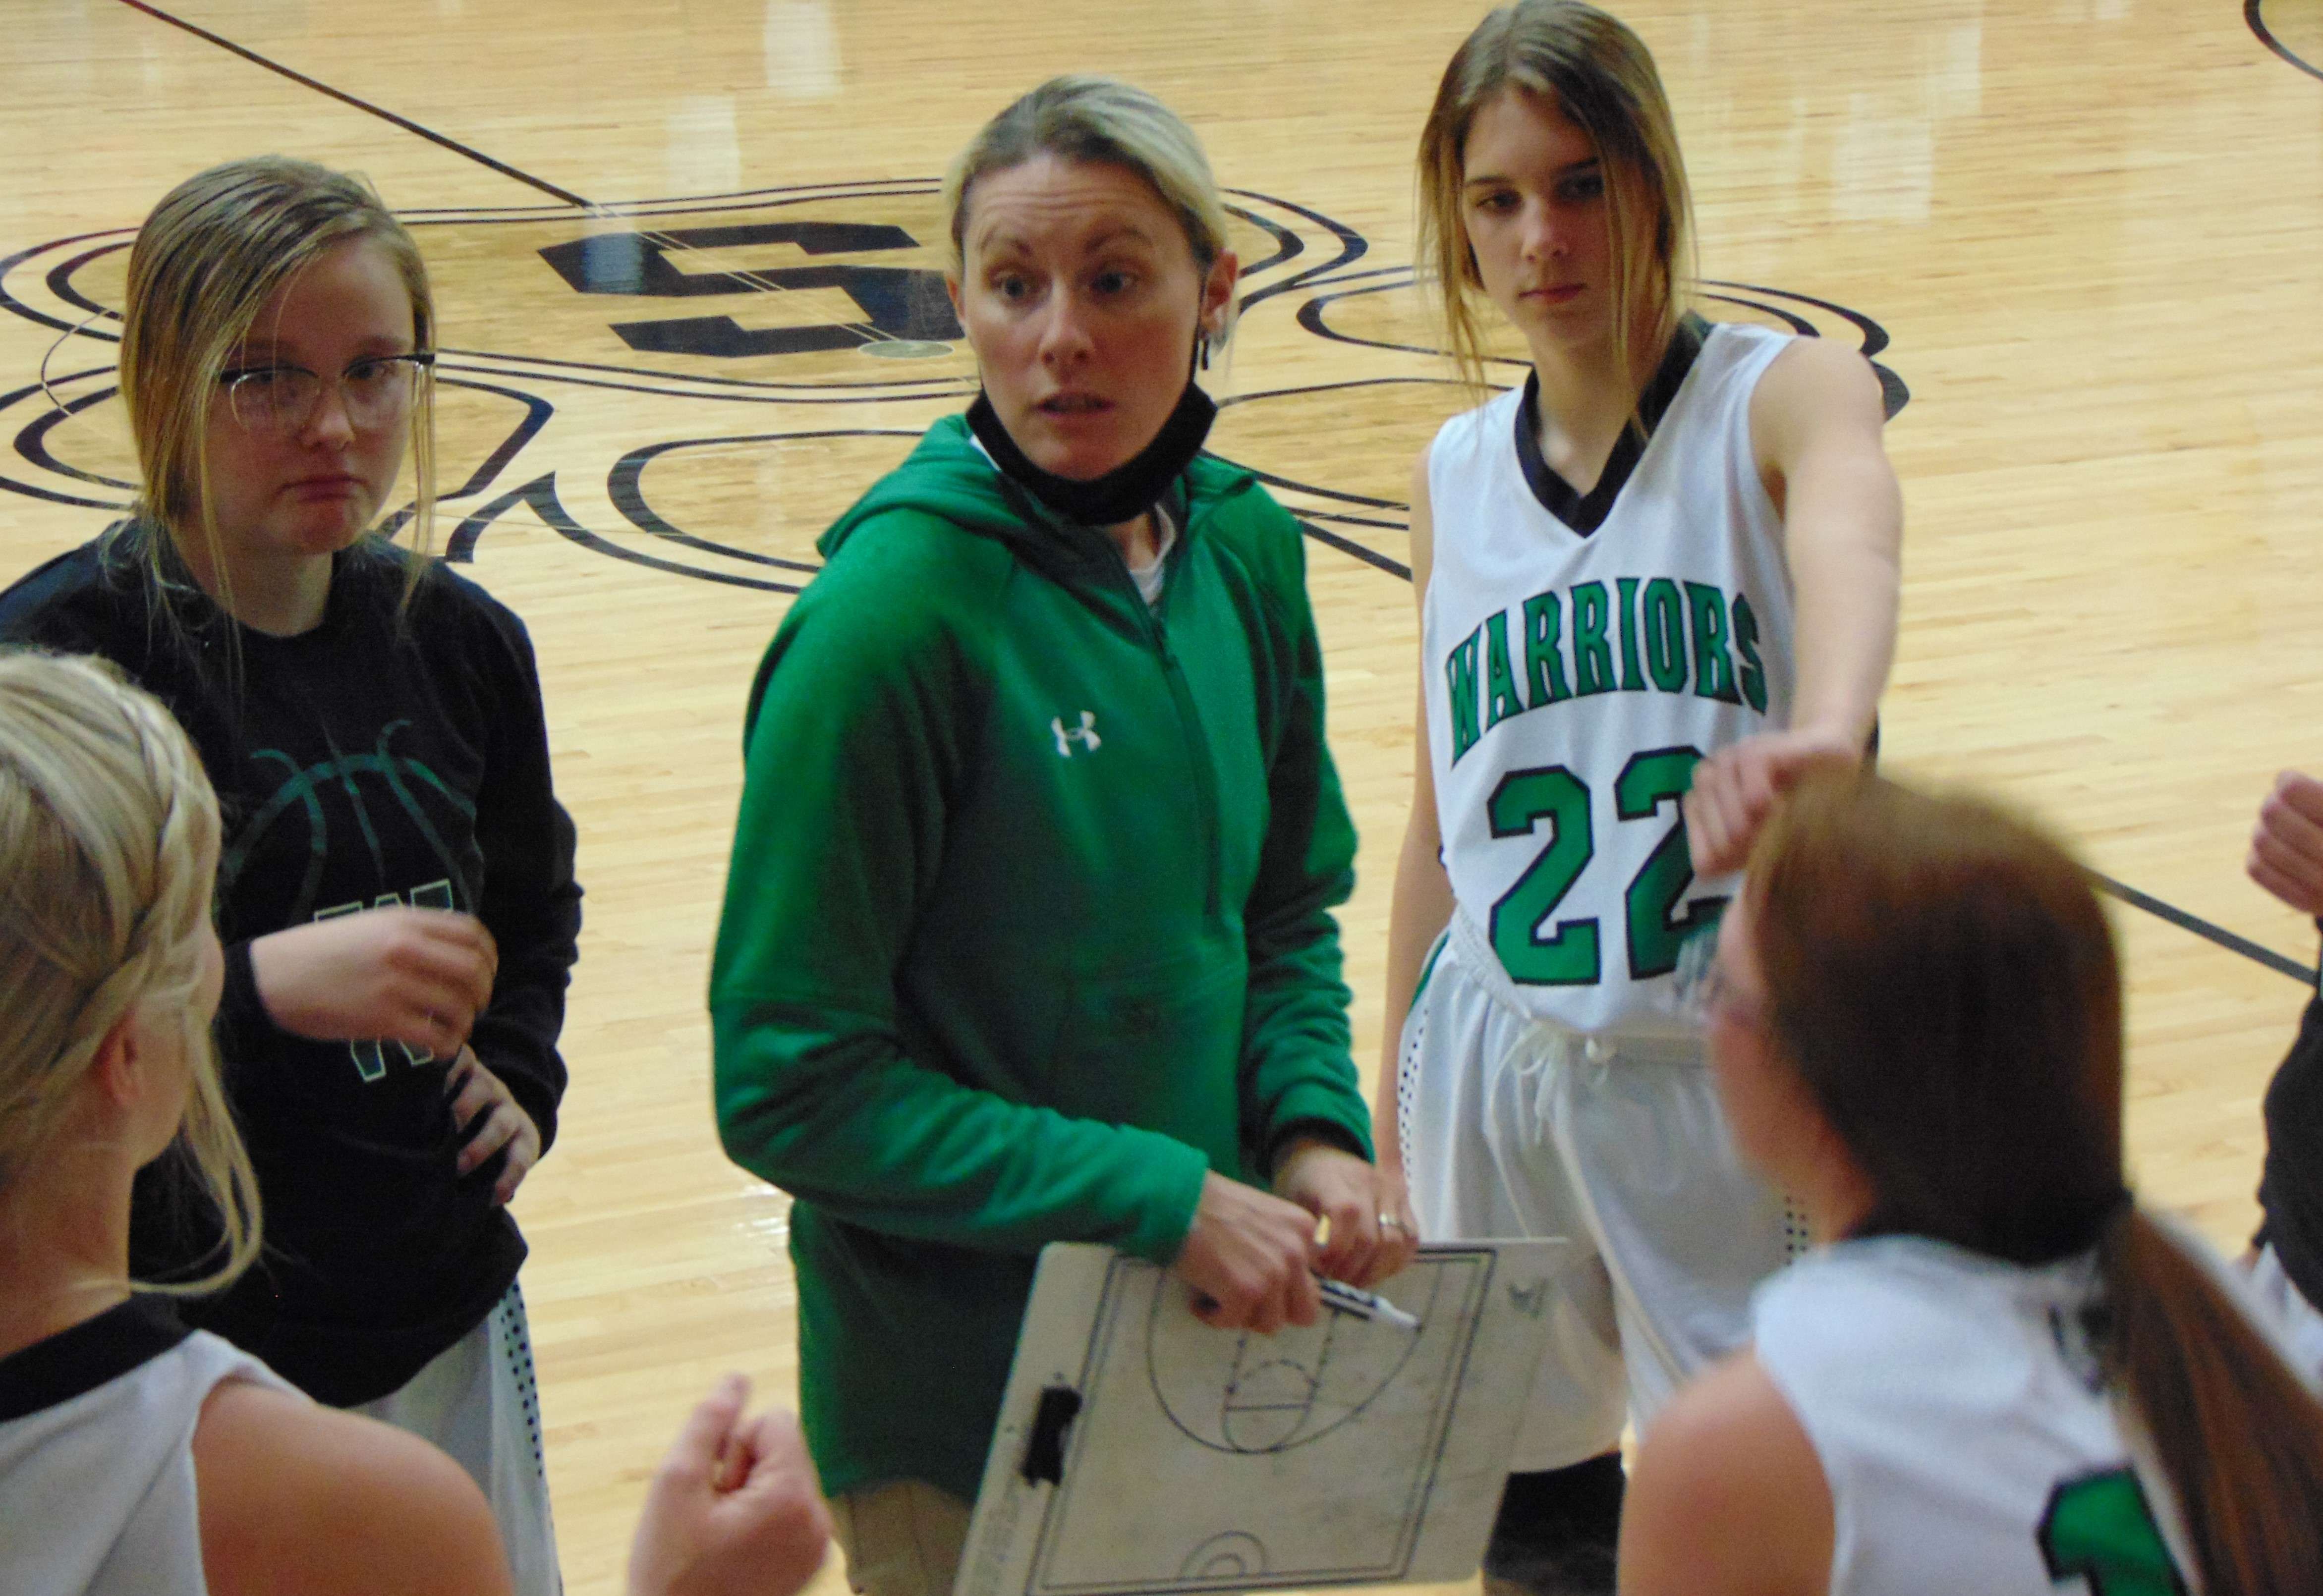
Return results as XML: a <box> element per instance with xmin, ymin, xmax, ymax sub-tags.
<box><xmin>1174</xmin><ymin>1137</ymin><xmax>1419</xmax><ymax>1332</ymax></box>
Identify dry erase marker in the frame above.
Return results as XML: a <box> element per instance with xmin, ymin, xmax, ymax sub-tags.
<box><xmin>1317</xmin><ymin>1276</ymin><xmax>1421</xmax><ymax>1332</ymax></box>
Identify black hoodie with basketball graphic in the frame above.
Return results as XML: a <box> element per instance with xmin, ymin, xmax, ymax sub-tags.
<box><xmin>0</xmin><ymin>526</ymin><xmax>580</xmax><ymax>1405</ymax></box>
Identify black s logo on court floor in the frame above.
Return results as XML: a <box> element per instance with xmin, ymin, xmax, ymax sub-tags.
<box><xmin>539</xmin><ymin>220</ymin><xmax>962</xmax><ymax>359</ymax></box>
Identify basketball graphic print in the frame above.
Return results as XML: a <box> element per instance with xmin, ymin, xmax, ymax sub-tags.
<box><xmin>1143</xmin><ymin>1262</ymin><xmax>1451</xmax><ymax>1455</ymax></box>
<box><xmin>2</xmin><ymin>8</ymin><xmax>2314</xmax><ymax>1596</ymax></box>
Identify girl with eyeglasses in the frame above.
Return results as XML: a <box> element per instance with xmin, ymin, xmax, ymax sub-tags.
<box><xmin>0</xmin><ymin>157</ymin><xmax>579</xmax><ymax>1596</ymax></box>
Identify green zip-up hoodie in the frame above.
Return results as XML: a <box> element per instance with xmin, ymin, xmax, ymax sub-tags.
<box><xmin>710</xmin><ymin>415</ymin><xmax>1371</xmax><ymax>1504</ymax></box>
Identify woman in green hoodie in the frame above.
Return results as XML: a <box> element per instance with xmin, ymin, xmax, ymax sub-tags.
<box><xmin>710</xmin><ymin>77</ymin><xmax>1413</xmax><ymax>1596</ymax></box>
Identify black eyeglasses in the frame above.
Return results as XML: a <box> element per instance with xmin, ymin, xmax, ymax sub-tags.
<box><xmin>216</xmin><ymin>352</ymin><xmax>436</xmax><ymax>435</ymax></box>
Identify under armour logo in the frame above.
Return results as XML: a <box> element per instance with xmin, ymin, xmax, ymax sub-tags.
<box><xmin>1507</xmin><ymin>1279</ymin><xmax>1548</xmax><ymax>1320</ymax></box>
<box><xmin>1051</xmin><ymin>711</ymin><xmax>1102</xmax><ymax>757</ymax></box>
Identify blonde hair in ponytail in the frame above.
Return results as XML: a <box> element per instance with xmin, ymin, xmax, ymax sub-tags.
<box><xmin>1751</xmin><ymin>770</ymin><xmax>2323</xmax><ymax>1596</ymax></box>
<box><xmin>944</xmin><ymin>76</ymin><xmax>1239</xmax><ymax>366</ymax></box>
<box><xmin>0</xmin><ymin>650</ymin><xmax>260</xmax><ymax>1292</ymax></box>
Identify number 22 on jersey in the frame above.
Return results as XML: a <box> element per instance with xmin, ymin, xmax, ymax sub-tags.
<box><xmin>1487</xmin><ymin>744</ymin><xmax>1722</xmax><ymax>985</ymax></box>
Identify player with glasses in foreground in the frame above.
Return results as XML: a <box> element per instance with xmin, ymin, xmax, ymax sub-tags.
<box><xmin>214</xmin><ymin>345</ymin><xmax>438</xmax><ymax>436</ymax></box>
<box><xmin>1622</xmin><ymin>766</ymin><xmax>2323</xmax><ymax>1596</ymax></box>
<box><xmin>0</xmin><ymin>157</ymin><xmax>581</xmax><ymax>1594</ymax></box>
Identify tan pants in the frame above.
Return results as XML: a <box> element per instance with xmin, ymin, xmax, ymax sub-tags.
<box><xmin>831</xmin><ymin>1481</ymin><xmax>973</xmax><ymax>1596</ymax></box>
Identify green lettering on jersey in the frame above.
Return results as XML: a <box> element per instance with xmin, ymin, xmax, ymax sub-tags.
<box><xmin>1733</xmin><ymin>592</ymin><xmax>1768</xmax><ymax>713</ymax></box>
<box><xmin>1486</xmin><ymin>766</ymin><xmax>1600</xmax><ymax>985</ymax></box>
<box><xmin>1641</xmin><ymin>579</ymin><xmax>1688</xmax><ymax>694</ymax></box>
<box><xmin>1446</xmin><ymin>626</ymin><xmax>1483</xmax><ymax>764</ymax></box>
<box><xmin>1522</xmin><ymin>592</ymin><xmax>1572</xmax><ymax>708</ymax></box>
<box><xmin>1483</xmin><ymin>610</ymin><xmax>1524</xmax><ymax>730</ymax></box>
<box><xmin>1615</xmin><ymin>748</ymin><xmax>1722</xmax><ymax>977</ymax></box>
<box><xmin>2036</xmin><ymin>1469</ymin><xmax>2189</xmax><ymax>1596</ymax></box>
<box><xmin>1570</xmin><ymin>582</ymin><xmax>1615</xmax><ymax>697</ymax></box>
<box><xmin>1614</xmin><ymin>577</ymin><xmax>1645</xmax><ymax>692</ymax></box>
<box><xmin>1685</xmin><ymin>582</ymin><xmax>1744</xmax><ymax>704</ymax></box>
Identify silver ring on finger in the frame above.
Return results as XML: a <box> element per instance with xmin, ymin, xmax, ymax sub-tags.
<box><xmin>1378</xmin><ymin>1213</ymin><xmax>1406</xmax><ymax>1232</ymax></box>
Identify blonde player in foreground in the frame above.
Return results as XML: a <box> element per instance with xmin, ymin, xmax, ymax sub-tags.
<box><xmin>0</xmin><ymin>650</ymin><xmax>830</xmax><ymax>1596</ymax></box>
<box><xmin>1620</xmin><ymin>768</ymin><xmax>2323</xmax><ymax>1596</ymax></box>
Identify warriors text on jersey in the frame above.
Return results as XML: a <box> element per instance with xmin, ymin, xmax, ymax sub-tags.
<box><xmin>1422</xmin><ymin>320</ymin><xmax>1795</xmax><ymax>1036</ymax></box>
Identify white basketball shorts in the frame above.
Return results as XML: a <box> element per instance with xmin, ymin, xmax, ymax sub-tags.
<box><xmin>356</xmin><ymin>1281</ymin><xmax>561</xmax><ymax>1596</ymax></box>
<box><xmin>1397</xmin><ymin>910</ymin><xmax>1793</xmax><ymax>1469</ymax></box>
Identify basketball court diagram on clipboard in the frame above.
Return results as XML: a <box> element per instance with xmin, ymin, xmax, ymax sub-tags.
<box><xmin>956</xmin><ymin>1240</ymin><xmax>1566</xmax><ymax>1596</ymax></box>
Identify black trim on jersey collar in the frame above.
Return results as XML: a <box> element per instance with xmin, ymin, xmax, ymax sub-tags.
<box><xmin>1514</xmin><ymin>313</ymin><xmax>1709</xmax><ymax>536</ymax></box>
<box><xmin>0</xmin><ymin>1296</ymin><xmax>193</xmax><ymax>1422</ymax></box>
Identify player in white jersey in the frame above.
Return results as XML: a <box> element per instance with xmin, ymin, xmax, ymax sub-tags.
<box><xmin>1375</xmin><ymin>6</ymin><xmax>1903</xmax><ymax>1590</ymax></box>
<box><xmin>1619</xmin><ymin>770</ymin><xmax>2323</xmax><ymax>1596</ymax></box>
<box><xmin>0</xmin><ymin>652</ymin><xmax>830</xmax><ymax>1596</ymax></box>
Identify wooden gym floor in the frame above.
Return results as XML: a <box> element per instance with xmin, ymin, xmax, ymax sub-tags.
<box><xmin>4</xmin><ymin>1</ymin><xmax>2322</xmax><ymax>1588</ymax></box>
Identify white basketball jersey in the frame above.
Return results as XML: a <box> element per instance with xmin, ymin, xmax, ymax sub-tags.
<box><xmin>0</xmin><ymin>1297</ymin><xmax>294</xmax><ymax>1596</ymax></box>
<box><xmin>1423</xmin><ymin>321</ymin><xmax>1795</xmax><ymax>1036</ymax></box>
<box><xmin>1754</xmin><ymin>1237</ymin><xmax>2197</xmax><ymax>1596</ymax></box>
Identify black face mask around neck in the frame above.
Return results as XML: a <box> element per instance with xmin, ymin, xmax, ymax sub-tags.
<box><xmin>966</xmin><ymin>382</ymin><xmax>1217</xmax><ymax>528</ymax></box>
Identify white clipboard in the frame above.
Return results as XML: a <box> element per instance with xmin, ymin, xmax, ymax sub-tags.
<box><xmin>955</xmin><ymin>1239</ymin><xmax>1571</xmax><ymax>1596</ymax></box>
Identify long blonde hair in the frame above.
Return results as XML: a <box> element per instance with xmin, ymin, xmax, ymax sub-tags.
<box><xmin>1416</xmin><ymin>0</ymin><xmax>1694</xmax><ymax>393</ymax></box>
<box><xmin>0</xmin><ymin>650</ymin><xmax>260</xmax><ymax>1292</ymax></box>
<box><xmin>119</xmin><ymin>157</ymin><xmax>438</xmax><ymax>621</ymax></box>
